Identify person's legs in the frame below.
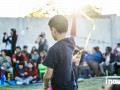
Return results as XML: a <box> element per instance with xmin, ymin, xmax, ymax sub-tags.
<box><xmin>110</xmin><ymin>62</ymin><xmax>115</xmax><ymax>75</ymax></box>
<box><xmin>23</xmin><ymin>76</ymin><xmax>33</xmax><ymax>83</ymax></box>
<box><xmin>73</xmin><ymin>65</ymin><xmax>78</xmax><ymax>89</ymax></box>
<box><xmin>99</xmin><ymin>63</ymin><xmax>105</xmax><ymax>75</ymax></box>
<box><xmin>15</xmin><ymin>77</ymin><xmax>24</xmax><ymax>82</ymax></box>
<box><xmin>91</xmin><ymin>62</ymin><xmax>99</xmax><ymax>76</ymax></box>
<box><xmin>114</xmin><ymin>63</ymin><xmax>120</xmax><ymax>75</ymax></box>
<box><xmin>78</xmin><ymin>64</ymin><xmax>82</xmax><ymax>78</ymax></box>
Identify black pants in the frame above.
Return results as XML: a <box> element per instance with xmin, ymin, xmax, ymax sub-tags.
<box><xmin>73</xmin><ymin>65</ymin><xmax>79</xmax><ymax>89</ymax></box>
<box><xmin>114</xmin><ymin>63</ymin><xmax>120</xmax><ymax>75</ymax></box>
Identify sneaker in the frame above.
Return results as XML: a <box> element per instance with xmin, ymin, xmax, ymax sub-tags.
<box><xmin>16</xmin><ymin>81</ymin><xmax>23</xmax><ymax>85</ymax></box>
<box><xmin>26</xmin><ymin>82</ymin><xmax>29</xmax><ymax>85</ymax></box>
<box><xmin>22</xmin><ymin>82</ymin><xmax>29</xmax><ymax>85</ymax></box>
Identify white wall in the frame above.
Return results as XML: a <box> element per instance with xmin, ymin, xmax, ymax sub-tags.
<box><xmin>0</xmin><ymin>17</ymin><xmax>116</xmax><ymax>53</ymax></box>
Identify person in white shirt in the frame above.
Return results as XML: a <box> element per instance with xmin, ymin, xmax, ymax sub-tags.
<box><xmin>99</xmin><ymin>47</ymin><xmax>115</xmax><ymax>76</ymax></box>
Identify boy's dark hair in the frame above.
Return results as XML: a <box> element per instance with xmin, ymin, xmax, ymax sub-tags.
<box><xmin>48</xmin><ymin>15</ymin><xmax>68</xmax><ymax>34</ymax></box>
<box><xmin>73</xmin><ymin>49</ymin><xmax>80</xmax><ymax>56</ymax></box>
<box><xmin>16</xmin><ymin>46</ymin><xmax>21</xmax><ymax>50</ymax></box>
<box><xmin>112</xmin><ymin>84</ymin><xmax>120</xmax><ymax>90</ymax></box>
<box><xmin>117</xmin><ymin>43</ymin><xmax>120</xmax><ymax>46</ymax></box>
<box><xmin>93</xmin><ymin>47</ymin><xmax>98</xmax><ymax>52</ymax></box>
<box><xmin>33</xmin><ymin>49</ymin><xmax>38</xmax><ymax>52</ymax></box>
<box><xmin>106</xmin><ymin>46</ymin><xmax>112</xmax><ymax>52</ymax></box>
<box><xmin>28</xmin><ymin>61</ymin><xmax>35</xmax><ymax>70</ymax></box>
<box><xmin>18</xmin><ymin>62</ymin><xmax>25</xmax><ymax>67</ymax></box>
<box><xmin>23</xmin><ymin>45</ymin><xmax>28</xmax><ymax>49</ymax></box>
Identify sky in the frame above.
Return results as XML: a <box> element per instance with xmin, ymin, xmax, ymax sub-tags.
<box><xmin>0</xmin><ymin>0</ymin><xmax>120</xmax><ymax>17</ymax></box>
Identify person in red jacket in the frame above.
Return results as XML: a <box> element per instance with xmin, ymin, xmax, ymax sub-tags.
<box><xmin>12</xmin><ymin>46</ymin><xmax>27</xmax><ymax>68</ymax></box>
<box><xmin>27</xmin><ymin>61</ymin><xmax>40</xmax><ymax>83</ymax></box>
<box><xmin>14</xmin><ymin>62</ymin><xmax>33</xmax><ymax>85</ymax></box>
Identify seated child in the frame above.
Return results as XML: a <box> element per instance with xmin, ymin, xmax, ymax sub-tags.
<box><xmin>0</xmin><ymin>50</ymin><xmax>13</xmax><ymax>79</ymax></box>
<box><xmin>30</xmin><ymin>49</ymin><xmax>39</xmax><ymax>61</ymax></box>
<box><xmin>80</xmin><ymin>61</ymin><xmax>92</xmax><ymax>79</ymax></box>
<box><xmin>72</xmin><ymin>49</ymin><xmax>81</xmax><ymax>89</ymax></box>
<box><xmin>38</xmin><ymin>50</ymin><xmax>46</xmax><ymax>64</ymax></box>
<box><xmin>14</xmin><ymin>62</ymin><xmax>33</xmax><ymax>85</ymax></box>
<box><xmin>27</xmin><ymin>61</ymin><xmax>40</xmax><ymax>83</ymax></box>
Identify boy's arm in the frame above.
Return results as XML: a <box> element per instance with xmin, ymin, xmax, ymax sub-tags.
<box><xmin>70</xmin><ymin>14</ymin><xmax>76</xmax><ymax>37</ymax></box>
<box><xmin>42</xmin><ymin>47</ymin><xmax>58</xmax><ymax>89</ymax></box>
<box><xmin>43</xmin><ymin>67</ymin><xmax>53</xmax><ymax>90</ymax></box>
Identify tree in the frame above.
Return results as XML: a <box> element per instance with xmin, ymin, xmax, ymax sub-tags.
<box><xmin>81</xmin><ymin>5</ymin><xmax>103</xmax><ymax>18</ymax></box>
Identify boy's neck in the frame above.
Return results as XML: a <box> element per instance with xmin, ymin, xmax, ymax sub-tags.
<box><xmin>56</xmin><ymin>33</ymin><xmax>66</xmax><ymax>41</ymax></box>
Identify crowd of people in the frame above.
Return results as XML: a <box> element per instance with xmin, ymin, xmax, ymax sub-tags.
<box><xmin>0</xmin><ymin>30</ymin><xmax>48</xmax><ymax>85</ymax></box>
<box><xmin>79</xmin><ymin>43</ymin><xmax>120</xmax><ymax>79</ymax></box>
<box><xmin>0</xmin><ymin>29</ymin><xmax>120</xmax><ymax>86</ymax></box>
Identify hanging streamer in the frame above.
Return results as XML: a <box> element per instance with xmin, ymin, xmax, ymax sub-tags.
<box><xmin>73</xmin><ymin>11</ymin><xmax>96</xmax><ymax>60</ymax></box>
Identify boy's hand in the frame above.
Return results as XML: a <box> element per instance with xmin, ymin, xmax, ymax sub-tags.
<box><xmin>34</xmin><ymin>76</ymin><xmax>37</xmax><ymax>79</ymax></box>
<box><xmin>43</xmin><ymin>84</ymin><xmax>49</xmax><ymax>90</ymax></box>
<box><xmin>117</xmin><ymin>62</ymin><xmax>120</xmax><ymax>66</ymax></box>
<box><xmin>13</xmin><ymin>59</ymin><xmax>16</xmax><ymax>63</ymax></box>
<box><xmin>24</xmin><ymin>72</ymin><xmax>28</xmax><ymax>75</ymax></box>
<box><xmin>21</xmin><ymin>74</ymin><xmax>25</xmax><ymax>76</ymax></box>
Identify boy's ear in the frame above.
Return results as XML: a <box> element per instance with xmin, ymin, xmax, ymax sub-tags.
<box><xmin>52</xmin><ymin>27</ymin><xmax>57</xmax><ymax>34</ymax></box>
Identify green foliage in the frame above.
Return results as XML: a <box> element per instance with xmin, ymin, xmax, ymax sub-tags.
<box><xmin>81</xmin><ymin>5</ymin><xmax>103</xmax><ymax>18</ymax></box>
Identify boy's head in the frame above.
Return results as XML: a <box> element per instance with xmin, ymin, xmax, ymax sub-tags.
<box><xmin>73</xmin><ymin>49</ymin><xmax>81</xmax><ymax>58</ymax></box>
<box><xmin>18</xmin><ymin>62</ymin><xmax>24</xmax><ymax>69</ymax></box>
<box><xmin>33</xmin><ymin>49</ymin><xmax>38</xmax><ymax>54</ymax></box>
<box><xmin>23</xmin><ymin>45</ymin><xmax>28</xmax><ymax>51</ymax></box>
<box><xmin>48</xmin><ymin>15</ymin><xmax>68</xmax><ymax>40</ymax></box>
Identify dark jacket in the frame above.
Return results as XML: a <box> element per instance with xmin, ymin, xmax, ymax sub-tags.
<box><xmin>115</xmin><ymin>55</ymin><xmax>120</xmax><ymax>63</ymax></box>
<box><xmin>3</xmin><ymin>35</ymin><xmax>17</xmax><ymax>54</ymax></box>
<box><xmin>102</xmin><ymin>53</ymin><xmax>115</xmax><ymax>63</ymax></box>
<box><xmin>3</xmin><ymin>36</ymin><xmax>12</xmax><ymax>48</ymax></box>
<box><xmin>12</xmin><ymin>35</ymin><xmax>17</xmax><ymax>54</ymax></box>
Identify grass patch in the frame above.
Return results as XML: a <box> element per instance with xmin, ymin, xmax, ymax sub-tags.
<box><xmin>0</xmin><ymin>78</ymin><xmax>106</xmax><ymax>90</ymax></box>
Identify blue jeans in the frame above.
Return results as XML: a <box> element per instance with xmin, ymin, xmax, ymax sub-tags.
<box><xmin>15</xmin><ymin>76</ymin><xmax>33</xmax><ymax>83</ymax></box>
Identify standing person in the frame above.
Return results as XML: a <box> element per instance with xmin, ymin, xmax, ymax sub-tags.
<box><xmin>2</xmin><ymin>29</ymin><xmax>17</xmax><ymax>57</ymax></box>
<box><xmin>11</xmin><ymin>29</ymin><xmax>17</xmax><ymax>54</ymax></box>
<box><xmin>2</xmin><ymin>32</ymin><xmax>12</xmax><ymax>57</ymax></box>
<box><xmin>35</xmin><ymin>32</ymin><xmax>48</xmax><ymax>53</ymax></box>
<box><xmin>42</xmin><ymin>15</ymin><xmax>77</xmax><ymax>90</ymax></box>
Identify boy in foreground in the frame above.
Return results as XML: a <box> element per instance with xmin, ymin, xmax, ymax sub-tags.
<box><xmin>42</xmin><ymin>15</ymin><xmax>77</xmax><ymax>90</ymax></box>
